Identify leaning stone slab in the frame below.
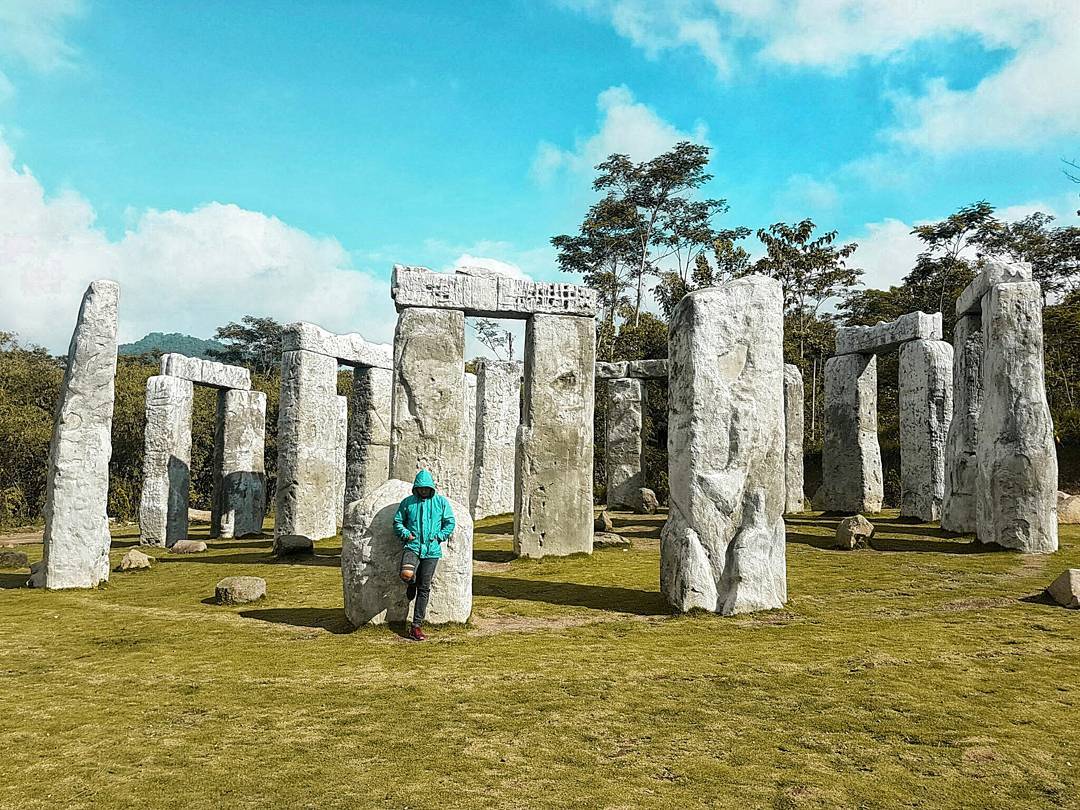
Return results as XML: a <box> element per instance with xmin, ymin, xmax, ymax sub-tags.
<box><xmin>1046</xmin><ymin>569</ymin><xmax>1080</xmax><ymax>608</ymax></box>
<box><xmin>606</xmin><ymin>378</ymin><xmax>645</xmax><ymax>509</ymax></box>
<box><xmin>212</xmin><ymin>389</ymin><xmax>267</xmax><ymax>539</ymax></box>
<box><xmin>281</xmin><ymin>322</ymin><xmax>393</xmax><ymax>369</ymax></box>
<box><xmin>160</xmin><ymin>353</ymin><xmax>250</xmax><ymax>390</ymax></box>
<box><xmin>956</xmin><ymin>258</ymin><xmax>1032</xmax><ymax>317</ymax></box>
<box><xmin>899</xmin><ymin>340</ymin><xmax>953</xmax><ymax>521</ymax></box>
<box><xmin>139</xmin><ymin>375</ymin><xmax>193</xmax><ymax>548</ymax></box>
<box><xmin>470</xmin><ymin>359</ymin><xmax>521</xmax><ymax>520</ymax></box>
<box><xmin>662</xmin><ymin>276</ymin><xmax>787</xmax><ymax>615</ymax></box>
<box><xmin>783</xmin><ymin>364</ymin><xmax>805</xmax><ymax>514</ymax></box>
<box><xmin>342</xmin><ymin>479</ymin><xmax>472</xmax><ymax>626</ymax></box>
<box><xmin>941</xmin><ymin>314</ymin><xmax>983</xmax><ymax>533</ymax></box>
<box><xmin>215</xmin><ymin>576</ymin><xmax>267</xmax><ymax>605</ymax></box>
<box><xmin>834</xmin><ymin>311</ymin><xmax>942</xmax><ymax>356</ymax></box>
<box><xmin>975</xmin><ymin>281</ymin><xmax>1057</xmax><ymax>552</ymax></box>
<box><xmin>34</xmin><ymin>280</ymin><xmax>119</xmax><ymax>590</ymax></box>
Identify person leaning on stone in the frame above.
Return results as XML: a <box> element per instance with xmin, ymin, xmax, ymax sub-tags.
<box><xmin>393</xmin><ymin>469</ymin><xmax>455</xmax><ymax>641</ymax></box>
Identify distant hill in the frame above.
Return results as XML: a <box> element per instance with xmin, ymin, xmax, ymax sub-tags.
<box><xmin>119</xmin><ymin>332</ymin><xmax>225</xmax><ymax>360</ymax></box>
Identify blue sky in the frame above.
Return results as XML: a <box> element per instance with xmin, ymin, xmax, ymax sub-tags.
<box><xmin>2</xmin><ymin>0</ymin><xmax>1078</xmax><ymax>352</ymax></box>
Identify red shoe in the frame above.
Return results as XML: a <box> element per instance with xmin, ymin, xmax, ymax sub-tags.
<box><xmin>408</xmin><ymin>625</ymin><xmax>427</xmax><ymax>642</ymax></box>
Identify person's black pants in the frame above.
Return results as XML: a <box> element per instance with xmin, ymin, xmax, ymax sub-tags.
<box><xmin>401</xmin><ymin>550</ymin><xmax>438</xmax><ymax>627</ymax></box>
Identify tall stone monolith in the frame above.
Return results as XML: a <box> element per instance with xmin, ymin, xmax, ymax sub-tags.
<box><xmin>390</xmin><ymin>307</ymin><xmax>468</xmax><ymax>502</ymax></box>
<box><xmin>335</xmin><ymin>394</ymin><xmax>348</xmax><ymax>527</ymax></box>
<box><xmin>464</xmin><ymin>371</ymin><xmax>478</xmax><ymax>509</ymax></box>
<box><xmin>813</xmin><ymin>354</ymin><xmax>883</xmax><ymax>514</ymax></box>
<box><xmin>139</xmin><ymin>375</ymin><xmax>193</xmax><ymax>547</ymax></box>
<box><xmin>661</xmin><ymin>276</ymin><xmax>787</xmax><ymax>615</ymax></box>
<box><xmin>976</xmin><ymin>282</ymin><xmax>1058</xmax><ymax>552</ymax></box>
<box><xmin>899</xmin><ymin>339</ymin><xmax>954</xmax><ymax>522</ymax></box>
<box><xmin>941</xmin><ymin>313</ymin><xmax>983</xmax><ymax>533</ymax></box>
<box><xmin>34</xmin><ymin>280</ymin><xmax>120</xmax><ymax>589</ymax></box>
<box><xmin>783</xmin><ymin>364</ymin><xmax>804</xmax><ymax>514</ymax></box>
<box><xmin>470</xmin><ymin>359</ymin><xmax>521</xmax><ymax>519</ymax></box>
<box><xmin>515</xmin><ymin>314</ymin><xmax>595</xmax><ymax>557</ymax></box>
<box><xmin>275</xmin><ymin>349</ymin><xmax>339</xmax><ymax>551</ymax></box>
<box><xmin>212</xmin><ymin>389</ymin><xmax>266</xmax><ymax>538</ymax></box>
<box><xmin>606</xmin><ymin>377</ymin><xmax>645</xmax><ymax>509</ymax></box>
<box><xmin>346</xmin><ymin>366</ymin><xmax>392</xmax><ymax>509</ymax></box>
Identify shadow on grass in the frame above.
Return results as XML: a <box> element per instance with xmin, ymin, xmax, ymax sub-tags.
<box><xmin>1018</xmin><ymin>591</ymin><xmax>1057</xmax><ymax>606</ymax></box>
<box><xmin>238</xmin><ymin>607</ymin><xmax>354</xmax><ymax>634</ymax></box>
<box><xmin>473</xmin><ymin>548</ymin><xmax>516</xmax><ymax>563</ymax></box>
<box><xmin>473</xmin><ymin>575</ymin><xmax>668</xmax><ymax>615</ymax></box>
<box><xmin>158</xmin><ymin>551</ymin><xmax>341</xmax><ymax>567</ymax></box>
<box><xmin>785</xmin><ymin>531</ymin><xmax>1006</xmax><ymax>555</ymax></box>
<box><xmin>610</xmin><ymin>518</ymin><xmax>662</xmax><ymax>540</ymax></box>
<box><xmin>0</xmin><ymin>572</ymin><xmax>28</xmax><ymax>589</ymax></box>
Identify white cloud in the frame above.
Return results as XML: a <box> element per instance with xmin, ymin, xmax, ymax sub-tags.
<box><xmin>562</xmin><ymin>0</ymin><xmax>1080</xmax><ymax>153</ymax></box>
<box><xmin>0</xmin><ymin>137</ymin><xmax>397</xmax><ymax>353</ymax></box>
<box><xmin>531</xmin><ymin>85</ymin><xmax>708</xmax><ymax>182</ymax></box>
<box><xmin>775</xmin><ymin>173</ymin><xmax>840</xmax><ymax>218</ymax></box>
<box><xmin>0</xmin><ymin>0</ymin><xmax>84</xmax><ymax>73</ymax></box>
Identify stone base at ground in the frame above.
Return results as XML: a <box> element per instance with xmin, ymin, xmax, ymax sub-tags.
<box><xmin>342</xmin><ymin>479</ymin><xmax>473</xmax><ymax>626</ymax></box>
<box><xmin>1046</xmin><ymin>569</ymin><xmax>1079</xmax><ymax>608</ymax></box>
<box><xmin>215</xmin><ymin>576</ymin><xmax>267</xmax><ymax>605</ymax></box>
<box><xmin>835</xmin><ymin>515</ymin><xmax>874</xmax><ymax>550</ymax></box>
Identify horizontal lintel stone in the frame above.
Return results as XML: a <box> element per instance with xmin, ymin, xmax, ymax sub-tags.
<box><xmin>282</xmin><ymin>322</ymin><xmax>392</xmax><ymax>369</ymax></box>
<box><xmin>955</xmin><ymin>258</ymin><xmax>1032</xmax><ymax>317</ymax></box>
<box><xmin>834</xmin><ymin>311</ymin><xmax>942</xmax><ymax>356</ymax></box>
<box><xmin>160</xmin><ymin>353</ymin><xmax>250</xmax><ymax>390</ymax></box>
<box><xmin>391</xmin><ymin>265</ymin><xmax>597</xmax><ymax>318</ymax></box>
<box><xmin>596</xmin><ymin>359</ymin><xmax>668</xmax><ymax>380</ymax></box>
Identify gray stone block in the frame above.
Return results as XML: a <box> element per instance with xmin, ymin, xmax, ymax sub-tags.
<box><xmin>282</xmin><ymin>321</ymin><xmax>392</xmax><ymax>369</ymax></box>
<box><xmin>899</xmin><ymin>340</ymin><xmax>953</xmax><ymax>521</ymax></box>
<box><xmin>346</xmin><ymin>366</ymin><xmax>392</xmax><ymax>510</ymax></box>
<box><xmin>783</xmin><ymin>364</ymin><xmax>805</xmax><ymax>514</ymax></box>
<box><xmin>470</xmin><ymin>359</ymin><xmax>521</xmax><ymax>520</ymax></box>
<box><xmin>212</xmin><ymin>389</ymin><xmax>266</xmax><ymax>538</ymax></box>
<box><xmin>955</xmin><ymin>258</ymin><xmax>1032</xmax><ymax>317</ymax></box>
<box><xmin>941</xmin><ymin>314</ymin><xmax>983</xmax><ymax>533</ymax></box>
<box><xmin>139</xmin><ymin>375</ymin><xmax>193</xmax><ymax>548</ymax></box>
<box><xmin>160</xmin><ymin>353</ymin><xmax>250</xmax><ymax>390</ymax></box>
<box><xmin>606</xmin><ymin>378</ymin><xmax>645</xmax><ymax>509</ymax></box>
<box><xmin>834</xmin><ymin>311</ymin><xmax>942</xmax><ymax>356</ymax></box>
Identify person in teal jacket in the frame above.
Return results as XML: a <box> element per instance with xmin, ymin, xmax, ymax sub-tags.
<box><xmin>393</xmin><ymin>469</ymin><xmax>455</xmax><ymax>641</ymax></box>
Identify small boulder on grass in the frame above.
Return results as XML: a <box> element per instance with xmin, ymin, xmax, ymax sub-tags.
<box><xmin>1057</xmin><ymin>491</ymin><xmax>1080</xmax><ymax>524</ymax></box>
<box><xmin>628</xmin><ymin>488</ymin><xmax>659</xmax><ymax>515</ymax></box>
<box><xmin>835</xmin><ymin>515</ymin><xmax>875</xmax><ymax>550</ymax></box>
<box><xmin>594</xmin><ymin>510</ymin><xmax>614</xmax><ymax>532</ymax></box>
<box><xmin>593</xmin><ymin>532</ymin><xmax>631</xmax><ymax>550</ymax></box>
<box><xmin>170</xmin><ymin>540</ymin><xmax>208</xmax><ymax>554</ymax></box>
<box><xmin>117</xmin><ymin>549</ymin><xmax>153</xmax><ymax>572</ymax></box>
<box><xmin>0</xmin><ymin>549</ymin><xmax>29</xmax><ymax>569</ymax></box>
<box><xmin>215</xmin><ymin>576</ymin><xmax>267</xmax><ymax>605</ymax></box>
<box><xmin>1046</xmin><ymin>569</ymin><xmax>1080</xmax><ymax>608</ymax></box>
<box><xmin>274</xmin><ymin>534</ymin><xmax>314</xmax><ymax>557</ymax></box>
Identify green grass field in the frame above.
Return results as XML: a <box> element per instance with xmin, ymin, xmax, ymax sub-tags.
<box><xmin>1</xmin><ymin>512</ymin><xmax>1078</xmax><ymax>809</ymax></box>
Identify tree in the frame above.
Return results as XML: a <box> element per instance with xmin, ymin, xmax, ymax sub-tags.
<box><xmin>208</xmin><ymin>316</ymin><xmax>284</xmax><ymax>376</ymax></box>
<box><xmin>753</xmin><ymin>219</ymin><xmax>861</xmax><ymax>359</ymax></box>
<box><xmin>653</xmin><ymin>226</ymin><xmax>752</xmax><ymax>319</ymax></box>
<box><xmin>469</xmin><ymin>318</ymin><xmax>514</xmax><ymax>361</ymax></box>
<box><xmin>980</xmin><ymin>212</ymin><xmax>1080</xmax><ymax>304</ymax></box>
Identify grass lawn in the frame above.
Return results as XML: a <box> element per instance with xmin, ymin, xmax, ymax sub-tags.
<box><xmin>1</xmin><ymin>511</ymin><xmax>1078</xmax><ymax>809</ymax></box>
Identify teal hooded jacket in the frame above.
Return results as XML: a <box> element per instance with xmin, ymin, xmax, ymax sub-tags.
<box><xmin>393</xmin><ymin>470</ymin><xmax>456</xmax><ymax>559</ymax></box>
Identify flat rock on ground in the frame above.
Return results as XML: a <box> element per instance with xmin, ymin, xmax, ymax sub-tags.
<box><xmin>593</xmin><ymin>532</ymin><xmax>631</xmax><ymax>549</ymax></box>
<box><xmin>835</xmin><ymin>515</ymin><xmax>875</xmax><ymax>550</ymax></box>
<box><xmin>1046</xmin><ymin>569</ymin><xmax>1080</xmax><ymax>608</ymax></box>
<box><xmin>0</xmin><ymin>549</ymin><xmax>29</xmax><ymax>569</ymax></box>
<box><xmin>170</xmin><ymin>540</ymin><xmax>208</xmax><ymax>554</ymax></box>
<box><xmin>117</xmin><ymin>549</ymin><xmax>153</xmax><ymax>572</ymax></box>
<box><xmin>215</xmin><ymin>576</ymin><xmax>267</xmax><ymax>605</ymax></box>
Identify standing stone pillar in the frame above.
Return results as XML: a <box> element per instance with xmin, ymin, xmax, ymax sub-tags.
<box><xmin>275</xmin><ymin>349</ymin><xmax>339</xmax><ymax>550</ymax></box>
<box><xmin>941</xmin><ymin>313</ymin><xmax>983</xmax><ymax>533</ymax></box>
<box><xmin>813</xmin><ymin>354</ymin><xmax>883</xmax><ymax>514</ymax></box>
<box><xmin>464</xmin><ymin>371</ymin><xmax>478</xmax><ymax>509</ymax></box>
<box><xmin>515</xmin><ymin>314</ymin><xmax>595</xmax><ymax>557</ymax></box>
<box><xmin>976</xmin><ymin>282</ymin><xmax>1058</xmax><ymax>552</ymax></box>
<box><xmin>899</xmin><ymin>339</ymin><xmax>953</xmax><ymax>521</ymax></box>
<box><xmin>661</xmin><ymin>276</ymin><xmax>786</xmax><ymax>615</ymax></box>
<box><xmin>605</xmin><ymin>377</ymin><xmax>645</xmax><ymax>509</ymax></box>
<box><xmin>346</xmin><ymin>366</ymin><xmax>392</xmax><ymax>509</ymax></box>
<box><xmin>335</xmin><ymin>394</ymin><xmax>348</xmax><ymax>528</ymax></box>
<box><xmin>34</xmin><ymin>280</ymin><xmax>120</xmax><ymax>589</ymax></box>
<box><xmin>139</xmin><ymin>375</ymin><xmax>194</xmax><ymax>547</ymax></box>
<box><xmin>783</xmin><ymin>364</ymin><xmax>805</xmax><ymax>514</ymax></box>
<box><xmin>212</xmin><ymin>389</ymin><xmax>266</xmax><ymax>538</ymax></box>
<box><xmin>390</xmin><ymin>307</ymin><xmax>468</xmax><ymax>502</ymax></box>
<box><xmin>470</xmin><ymin>359</ymin><xmax>521</xmax><ymax>519</ymax></box>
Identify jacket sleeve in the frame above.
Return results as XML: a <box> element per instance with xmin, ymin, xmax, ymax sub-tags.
<box><xmin>393</xmin><ymin>500</ymin><xmax>411</xmax><ymax>540</ymax></box>
<box><xmin>436</xmin><ymin>497</ymin><xmax>456</xmax><ymax>542</ymax></box>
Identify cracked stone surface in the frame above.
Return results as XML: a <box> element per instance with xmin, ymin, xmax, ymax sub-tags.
<box><xmin>834</xmin><ymin>311</ymin><xmax>942</xmax><ymax>356</ymax></box>
<box><xmin>956</xmin><ymin>258</ymin><xmax>1032</xmax><ymax>317</ymax></box>
<box><xmin>783</xmin><ymin>364</ymin><xmax>805</xmax><ymax>514</ymax></box>
<box><xmin>139</xmin><ymin>375</ymin><xmax>193</xmax><ymax>548</ymax></box>
<box><xmin>899</xmin><ymin>340</ymin><xmax>953</xmax><ymax>522</ymax></box>
<box><xmin>661</xmin><ymin>276</ymin><xmax>787</xmax><ymax>615</ymax></box>
<box><xmin>941</xmin><ymin>313</ymin><xmax>983</xmax><ymax>533</ymax></box>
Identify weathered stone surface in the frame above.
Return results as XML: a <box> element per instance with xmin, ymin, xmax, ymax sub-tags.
<box><xmin>628</xmin><ymin>487</ymin><xmax>659</xmax><ymax>515</ymax></box>
<box><xmin>389</xmin><ymin>308</ymin><xmax>469</xmax><ymax>503</ymax></box>
<box><xmin>34</xmin><ymin>280</ymin><xmax>119</xmax><ymax>590</ymax></box>
<box><xmin>274</xmin><ymin>534</ymin><xmax>314</xmax><ymax>556</ymax></box>
<box><xmin>215</xmin><ymin>575</ymin><xmax>267</xmax><ymax>605</ymax></box>
<box><xmin>169</xmin><ymin>539</ymin><xmax>207</xmax><ymax>554</ymax></box>
<box><xmin>211</xmin><ymin>389</ymin><xmax>266</xmax><ymax>539</ymax></box>
<box><xmin>899</xmin><ymin>340</ymin><xmax>954</xmax><ymax>521</ymax></box>
<box><xmin>594</xmin><ymin>532</ymin><xmax>631</xmax><ymax>549</ymax></box>
<box><xmin>594</xmin><ymin>510</ymin><xmax>614</xmax><ymax>533</ymax></box>
<box><xmin>470</xmin><ymin>359</ymin><xmax>521</xmax><ymax>520</ymax></box>
<box><xmin>116</xmin><ymin>549</ymin><xmax>152</xmax><ymax>572</ymax></box>
<box><xmin>1058</xmin><ymin>491</ymin><xmax>1080</xmax><ymax>524</ymax></box>
<box><xmin>606</xmin><ymin>378</ymin><xmax>645</xmax><ymax>509</ymax></box>
<box><xmin>138</xmin><ymin>375</ymin><xmax>193</xmax><ymax>548</ymax></box>
<box><xmin>0</xmin><ymin>549</ymin><xmax>29</xmax><ymax>568</ymax></box>
<box><xmin>335</xmin><ymin>394</ymin><xmax>348</xmax><ymax>527</ymax></box>
<box><xmin>464</xmin><ymin>371</ymin><xmax>478</xmax><ymax>510</ymax></box>
<box><xmin>342</xmin><ymin>479</ymin><xmax>472</xmax><ymax>626</ymax></box>
<box><xmin>189</xmin><ymin>508</ymin><xmax>212</xmax><ymax>523</ymax></box>
<box><xmin>1046</xmin><ymin>569</ymin><xmax>1080</xmax><ymax>608</ymax></box>
<box><xmin>783</xmin><ymin>364</ymin><xmax>805</xmax><ymax>514</ymax></box>
<box><xmin>941</xmin><ymin>314</ymin><xmax>983</xmax><ymax>533</ymax></box>
<box><xmin>274</xmin><ymin>349</ymin><xmax>339</xmax><ymax>550</ymax></box>
<box><xmin>834</xmin><ymin>311</ymin><xmax>942</xmax><ymax>356</ymax></box>
<box><xmin>515</xmin><ymin>314</ymin><xmax>595</xmax><ymax>558</ymax></box>
<box><xmin>976</xmin><ymin>281</ymin><xmax>1058</xmax><ymax>552</ymax></box>
<box><xmin>281</xmin><ymin>321</ymin><xmax>393</xmax><ymax>368</ymax></box>
<box><xmin>956</xmin><ymin>258</ymin><xmax>1032</xmax><ymax>317</ymax></box>
<box><xmin>391</xmin><ymin>265</ymin><xmax>597</xmax><ymax>318</ymax></box>
<box><xmin>595</xmin><ymin>359</ymin><xmax>668</xmax><ymax>380</ymax></box>
<box><xmin>346</xmin><ymin>366</ymin><xmax>393</xmax><ymax>511</ymax></box>
<box><xmin>160</xmin><ymin>353</ymin><xmax>250</xmax><ymax>390</ymax></box>
<box><xmin>835</xmin><ymin>515</ymin><xmax>874</xmax><ymax>550</ymax></box>
<box><xmin>813</xmin><ymin>354</ymin><xmax>883</xmax><ymax>514</ymax></box>
<box><xmin>662</xmin><ymin>277</ymin><xmax>787</xmax><ymax>615</ymax></box>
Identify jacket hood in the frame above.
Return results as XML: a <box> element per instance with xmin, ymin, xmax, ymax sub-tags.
<box><xmin>412</xmin><ymin>469</ymin><xmax>436</xmax><ymax>492</ymax></box>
